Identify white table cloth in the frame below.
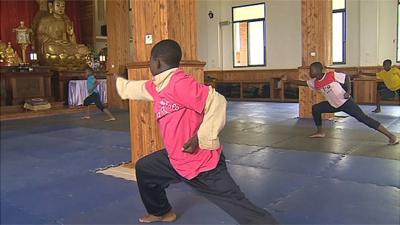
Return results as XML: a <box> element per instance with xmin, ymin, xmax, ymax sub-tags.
<box><xmin>68</xmin><ymin>79</ymin><xmax>107</xmax><ymax>106</ymax></box>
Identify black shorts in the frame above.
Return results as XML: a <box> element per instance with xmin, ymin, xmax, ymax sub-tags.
<box><xmin>83</xmin><ymin>92</ymin><xmax>105</xmax><ymax>111</ymax></box>
<box><xmin>377</xmin><ymin>83</ymin><xmax>400</xmax><ymax>99</ymax></box>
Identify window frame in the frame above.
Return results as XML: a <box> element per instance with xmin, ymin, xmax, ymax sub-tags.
<box><xmin>232</xmin><ymin>2</ymin><xmax>266</xmax><ymax>68</ymax></box>
<box><xmin>332</xmin><ymin>0</ymin><xmax>346</xmax><ymax>64</ymax></box>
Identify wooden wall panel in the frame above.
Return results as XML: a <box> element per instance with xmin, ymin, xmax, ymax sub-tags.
<box><xmin>79</xmin><ymin>0</ymin><xmax>95</xmax><ymax>48</ymax></box>
<box><xmin>166</xmin><ymin>0</ymin><xmax>197</xmax><ymax>60</ymax></box>
<box><xmin>128</xmin><ymin>67</ymin><xmax>164</xmax><ymax>163</ymax></box>
<box><xmin>132</xmin><ymin>0</ymin><xmax>197</xmax><ymax>61</ymax></box>
<box><xmin>300</xmin><ymin>0</ymin><xmax>332</xmax><ymax>118</ymax></box>
<box><xmin>205</xmin><ymin>69</ymin><xmax>298</xmax><ymax>81</ymax></box>
<box><xmin>131</xmin><ymin>0</ymin><xmax>163</xmax><ymax>62</ymax></box>
<box><xmin>301</xmin><ymin>0</ymin><xmax>332</xmax><ymax>65</ymax></box>
<box><xmin>205</xmin><ymin>66</ymin><xmax>393</xmax><ymax>106</ymax></box>
<box><xmin>128</xmin><ymin>0</ymin><xmax>203</xmax><ymax>166</ymax></box>
<box><xmin>353</xmin><ymin>79</ymin><xmax>376</xmax><ymax>103</ymax></box>
<box><xmin>106</xmin><ymin>0</ymin><xmax>130</xmax><ymax>109</ymax></box>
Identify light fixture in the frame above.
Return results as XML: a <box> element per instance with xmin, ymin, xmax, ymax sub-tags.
<box><xmin>99</xmin><ymin>53</ymin><xmax>106</xmax><ymax>62</ymax></box>
<box><xmin>29</xmin><ymin>47</ymin><xmax>38</xmax><ymax>62</ymax></box>
<box><xmin>208</xmin><ymin>10</ymin><xmax>214</xmax><ymax>19</ymax></box>
<box><xmin>13</xmin><ymin>21</ymin><xmax>32</xmax><ymax>63</ymax></box>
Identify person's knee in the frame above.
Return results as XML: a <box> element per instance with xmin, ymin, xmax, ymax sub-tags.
<box><xmin>312</xmin><ymin>104</ymin><xmax>319</xmax><ymax>113</ymax></box>
<box><xmin>354</xmin><ymin>114</ymin><xmax>367</xmax><ymax>122</ymax></box>
<box><xmin>97</xmin><ymin>104</ymin><xmax>105</xmax><ymax>111</ymax></box>
<box><xmin>135</xmin><ymin>156</ymin><xmax>152</xmax><ymax>174</ymax></box>
<box><xmin>355</xmin><ymin>114</ymin><xmax>376</xmax><ymax>128</ymax></box>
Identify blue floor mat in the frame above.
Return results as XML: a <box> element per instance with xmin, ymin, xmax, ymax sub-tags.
<box><xmin>3</xmin><ymin>174</ymin><xmax>136</xmax><ymax>223</ymax></box>
<box><xmin>1</xmin><ymin>201</ymin><xmax>48</xmax><ymax>225</ymax></box>
<box><xmin>272</xmin><ymin>178</ymin><xmax>400</xmax><ymax>224</ymax></box>
<box><xmin>222</xmin><ymin>143</ymin><xmax>264</xmax><ymax>161</ymax></box>
<box><xmin>323</xmin><ymin>155</ymin><xmax>400</xmax><ymax>188</ymax></box>
<box><xmin>226</xmin><ymin>164</ymin><xmax>318</xmax><ymax>209</ymax></box>
<box><xmin>231</xmin><ymin>147</ymin><xmax>342</xmax><ymax>176</ymax></box>
<box><xmin>2</xmin><ymin>102</ymin><xmax>399</xmax><ymax>225</ymax></box>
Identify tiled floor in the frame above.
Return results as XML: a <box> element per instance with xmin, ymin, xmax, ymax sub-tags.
<box><xmin>1</xmin><ymin>102</ymin><xmax>399</xmax><ymax>224</ymax></box>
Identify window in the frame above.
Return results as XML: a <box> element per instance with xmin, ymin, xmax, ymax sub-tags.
<box><xmin>232</xmin><ymin>3</ymin><xmax>265</xmax><ymax>67</ymax></box>
<box><xmin>332</xmin><ymin>0</ymin><xmax>346</xmax><ymax>64</ymax></box>
<box><xmin>397</xmin><ymin>0</ymin><xmax>400</xmax><ymax>62</ymax></box>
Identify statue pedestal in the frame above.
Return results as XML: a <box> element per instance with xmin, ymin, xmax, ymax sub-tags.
<box><xmin>0</xmin><ymin>66</ymin><xmax>53</xmax><ymax>105</ymax></box>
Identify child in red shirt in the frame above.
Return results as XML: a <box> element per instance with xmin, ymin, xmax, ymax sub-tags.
<box><xmin>115</xmin><ymin>40</ymin><xmax>279</xmax><ymax>224</ymax></box>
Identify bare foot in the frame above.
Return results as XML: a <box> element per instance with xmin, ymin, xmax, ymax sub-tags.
<box><xmin>139</xmin><ymin>211</ymin><xmax>177</xmax><ymax>223</ymax></box>
<box><xmin>388</xmin><ymin>136</ymin><xmax>399</xmax><ymax>145</ymax></box>
<box><xmin>81</xmin><ymin>116</ymin><xmax>91</xmax><ymax>120</ymax></box>
<box><xmin>105</xmin><ymin>117</ymin><xmax>116</xmax><ymax>122</ymax></box>
<box><xmin>372</xmin><ymin>108</ymin><xmax>381</xmax><ymax>113</ymax></box>
<box><xmin>309</xmin><ymin>132</ymin><xmax>326</xmax><ymax>138</ymax></box>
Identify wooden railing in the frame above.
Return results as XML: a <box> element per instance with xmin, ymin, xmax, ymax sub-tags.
<box><xmin>204</xmin><ymin>66</ymin><xmax>399</xmax><ymax>105</ymax></box>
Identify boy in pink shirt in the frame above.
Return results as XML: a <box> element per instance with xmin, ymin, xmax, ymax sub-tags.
<box><xmin>283</xmin><ymin>62</ymin><xmax>398</xmax><ymax>145</ymax></box>
<box><xmin>115</xmin><ymin>40</ymin><xmax>279</xmax><ymax>224</ymax></box>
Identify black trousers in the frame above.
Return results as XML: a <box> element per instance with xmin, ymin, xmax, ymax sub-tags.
<box><xmin>83</xmin><ymin>92</ymin><xmax>104</xmax><ymax>111</ymax></box>
<box><xmin>135</xmin><ymin>149</ymin><xmax>279</xmax><ymax>225</ymax></box>
<box><xmin>312</xmin><ymin>98</ymin><xmax>380</xmax><ymax>130</ymax></box>
<box><xmin>377</xmin><ymin>83</ymin><xmax>400</xmax><ymax>96</ymax></box>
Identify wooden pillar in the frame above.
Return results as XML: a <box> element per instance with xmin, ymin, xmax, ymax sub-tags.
<box><xmin>299</xmin><ymin>0</ymin><xmax>333</xmax><ymax>118</ymax></box>
<box><xmin>128</xmin><ymin>0</ymin><xmax>204</xmax><ymax>166</ymax></box>
<box><xmin>79</xmin><ymin>0</ymin><xmax>95</xmax><ymax>48</ymax></box>
<box><xmin>106</xmin><ymin>0</ymin><xmax>130</xmax><ymax>109</ymax></box>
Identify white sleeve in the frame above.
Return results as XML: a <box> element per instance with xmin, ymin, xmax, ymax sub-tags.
<box><xmin>307</xmin><ymin>79</ymin><xmax>316</xmax><ymax>90</ymax></box>
<box><xmin>116</xmin><ymin>77</ymin><xmax>154</xmax><ymax>101</ymax></box>
<box><xmin>334</xmin><ymin>72</ymin><xmax>346</xmax><ymax>84</ymax></box>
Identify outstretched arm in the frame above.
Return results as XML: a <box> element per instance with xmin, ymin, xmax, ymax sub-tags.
<box><xmin>114</xmin><ymin>74</ymin><xmax>153</xmax><ymax>101</ymax></box>
<box><xmin>281</xmin><ymin>75</ymin><xmax>308</xmax><ymax>86</ymax></box>
<box><xmin>358</xmin><ymin>72</ymin><xmax>377</xmax><ymax>77</ymax></box>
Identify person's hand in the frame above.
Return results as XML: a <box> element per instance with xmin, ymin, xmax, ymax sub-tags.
<box><xmin>182</xmin><ymin>135</ymin><xmax>199</xmax><ymax>154</ymax></box>
<box><xmin>344</xmin><ymin>92</ymin><xmax>351</xmax><ymax>99</ymax></box>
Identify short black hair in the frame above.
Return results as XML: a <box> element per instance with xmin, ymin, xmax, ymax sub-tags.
<box><xmin>310</xmin><ymin>61</ymin><xmax>324</xmax><ymax>71</ymax></box>
<box><xmin>383</xmin><ymin>59</ymin><xmax>392</xmax><ymax>66</ymax></box>
<box><xmin>151</xmin><ymin>39</ymin><xmax>182</xmax><ymax>67</ymax></box>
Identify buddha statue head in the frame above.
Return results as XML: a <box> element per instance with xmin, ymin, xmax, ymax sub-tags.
<box><xmin>51</xmin><ymin>0</ymin><xmax>65</xmax><ymax>18</ymax></box>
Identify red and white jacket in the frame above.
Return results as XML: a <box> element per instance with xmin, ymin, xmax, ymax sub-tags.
<box><xmin>307</xmin><ymin>71</ymin><xmax>348</xmax><ymax>108</ymax></box>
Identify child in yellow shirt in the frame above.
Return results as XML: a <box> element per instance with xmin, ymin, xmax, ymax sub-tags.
<box><xmin>360</xmin><ymin>59</ymin><xmax>400</xmax><ymax>113</ymax></box>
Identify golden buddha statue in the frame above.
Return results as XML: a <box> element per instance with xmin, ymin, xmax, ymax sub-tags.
<box><xmin>32</xmin><ymin>0</ymin><xmax>52</xmax><ymax>37</ymax></box>
<box><xmin>35</xmin><ymin>0</ymin><xmax>89</xmax><ymax>69</ymax></box>
<box><xmin>3</xmin><ymin>42</ymin><xmax>22</xmax><ymax>66</ymax></box>
<box><xmin>0</xmin><ymin>40</ymin><xmax>6</xmax><ymax>61</ymax></box>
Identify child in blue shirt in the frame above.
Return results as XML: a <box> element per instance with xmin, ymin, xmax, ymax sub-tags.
<box><xmin>81</xmin><ymin>67</ymin><xmax>116</xmax><ymax>121</ymax></box>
